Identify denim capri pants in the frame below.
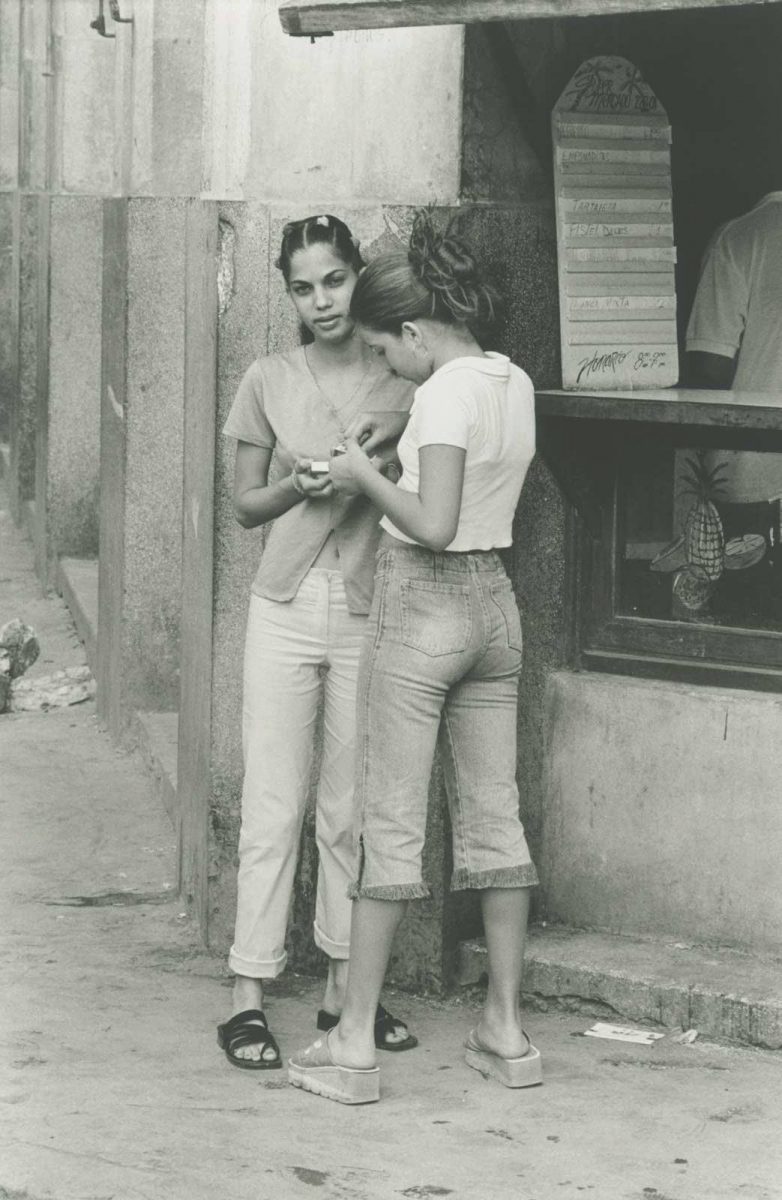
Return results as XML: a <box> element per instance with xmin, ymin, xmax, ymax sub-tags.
<box><xmin>349</xmin><ymin>540</ymin><xmax>539</xmax><ymax>901</ymax></box>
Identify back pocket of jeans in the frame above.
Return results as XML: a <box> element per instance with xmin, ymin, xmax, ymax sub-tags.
<box><xmin>489</xmin><ymin>580</ymin><xmax>523</xmax><ymax>653</ymax></box>
<box><xmin>400</xmin><ymin>580</ymin><xmax>472</xmax><ymax>657</ymax></box>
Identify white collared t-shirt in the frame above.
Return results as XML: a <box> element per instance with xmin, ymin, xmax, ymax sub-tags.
<box><xmin>686</xmin><ymin>192</ymin><xmax>782</xmax><ymax>393</ymax></box>
<box><xmin>380</xmin><ymin>353</ymin><xmax>535</xmax><ymax>551</ymax></box>
<box><xmin>685</xmin><ymin>192</ymin><xmax>782</xmax><ymax>502</ymax></box>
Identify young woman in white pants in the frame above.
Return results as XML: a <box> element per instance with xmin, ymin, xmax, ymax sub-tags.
<box><xmin>217</xmin><ymin>215</ymin><xmax>416</xmax><ymax>1069</ymax></box>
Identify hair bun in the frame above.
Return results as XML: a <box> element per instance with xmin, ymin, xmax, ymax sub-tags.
<box><xmin>407</xmin><ymin>209</ymin><xmax>500</xmax><ymax>331</ymax></box>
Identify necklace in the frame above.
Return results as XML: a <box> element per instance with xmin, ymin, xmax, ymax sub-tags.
<box><xmin>304</xmin><ymin>346</ymin><xmax>375</xmax><ymax>439</ymax></box>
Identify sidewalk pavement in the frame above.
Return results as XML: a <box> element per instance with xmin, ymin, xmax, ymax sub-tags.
<box><xmin>2</xmin><ymin>492</ymin><xmax>782</xmax><ymax>1200</ymax></box>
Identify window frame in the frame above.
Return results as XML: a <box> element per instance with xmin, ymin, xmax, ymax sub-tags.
<box><xmin>537</xmin><ymin>388</ymin><xmax>782</xmax><ymax>693</ymax></box>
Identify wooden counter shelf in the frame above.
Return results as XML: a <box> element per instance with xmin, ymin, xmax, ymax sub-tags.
<box><xmin>535</xmin><ymin>387</ymin><xmax>782</xmax><ymax>432</ymax></box>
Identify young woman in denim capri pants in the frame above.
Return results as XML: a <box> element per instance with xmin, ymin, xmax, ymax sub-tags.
<box><xmin>289</xmin><ymin>211</ymin><xmax>542</xmax><ymax>1104</ymax></box>
<box><xmin>216</xmin><ymin>215</ymin><xmax>417</xmax><ymax>1069</ymax></box>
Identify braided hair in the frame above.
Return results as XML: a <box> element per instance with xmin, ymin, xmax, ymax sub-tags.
<box><xmin>275</xmin><ymin>214</ymin><xmax>364</xmax><ymax>282</ymax></box>
<box><xmin>350</xmin><ymin>210</ymin><xmax>501</xmax><ymax>336</ymax></box>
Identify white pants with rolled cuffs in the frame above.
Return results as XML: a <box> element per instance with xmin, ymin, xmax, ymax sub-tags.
<box><xmin>229</xmin><ymin>569</ymin><xmax>366</xmax><ymax>979</ymax></box>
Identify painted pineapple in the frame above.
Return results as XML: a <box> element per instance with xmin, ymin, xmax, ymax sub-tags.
<box><xmin>681</xmin><ymin>451</ymin><xmax>728</xmax><ymax>581</ymax></box>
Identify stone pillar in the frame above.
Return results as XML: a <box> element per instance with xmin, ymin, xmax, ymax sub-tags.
<box><xmin>177</xmin><ymin>199</ymin><xmax>219</xmax><ymax>933</ymax></box>
<box><xmin>33</xmin><ymin>195</ymin><xmax>102</xmax><ymax>578</ymax></box>
<box><xmin>97</xmin><ymin>197</ymin><xmax>186</xmax><ymax>738</ymax></box>
<box><xmin>18</xmin><ymin>0</ymin><xmax>51</xmax><ymax>194</ymax></box>
<box><xmin>0</xmin><ymin>192</ymin><xmax>19</xmax><ymax>447</ymax></box>
<box><xmin>0</xmin><ymin>0</ymin><xmax>20</xmax><ymax>445</ymax></box>
<box><xmin>178</xmin><ymin>200</ymin><xmax>269</xmax><ymax>943</ymax></box>
<box><xmin>9</xmin><ymin>192</ymin><xmax>47</xmax><ymax>528</ymax></box>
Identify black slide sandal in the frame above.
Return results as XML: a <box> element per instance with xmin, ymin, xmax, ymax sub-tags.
<box><xmin>217</xmin><ymin>1008</ymin><xmax>282</xmax><ymax>1070</ymax></box>
<box><xmin>317</xmin><ymin>1002</ymin><xmax>418</xmax><ymax>1052</ymax></box>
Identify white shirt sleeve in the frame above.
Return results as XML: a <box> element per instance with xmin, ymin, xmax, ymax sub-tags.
<box><xmin>415</xmin><ymin>378</ymin><xmax>472</xmax><ymax>449</ymax></box>
<box><xmin>685</xmin><ymin>232</ymin><xmax>749</xmax><ymax>359</ymax></box>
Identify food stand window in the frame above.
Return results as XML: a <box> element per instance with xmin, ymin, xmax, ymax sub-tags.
<box><xmin>537</xmin><ymin>388</ymin><xmax>782</xmax><ymax>692</ymax></box>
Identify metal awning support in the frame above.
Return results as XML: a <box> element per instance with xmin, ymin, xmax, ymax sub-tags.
<box><xmin>279</xmin><ymin>0</ymin><xmax>782</xmax><ymax>36</ymax></box>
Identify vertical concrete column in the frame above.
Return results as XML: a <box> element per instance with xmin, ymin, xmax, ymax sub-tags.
<box><xmin>179</xmin><ymin>200</ymin><xmax>268</xmax><ymax>946</ymax></box>
<box><xmin>31</xmin><ymin>193</ymin><xmax>50</xmax><ymax>577</ymax></box>
<box><xmin>34</xmin><ymin>195</ymin><xmax>102</xmax><ymax>578</ymax></box>
<box><xmin>0</xmin><ymin>0</ymin><xmax>21</xmax><ymax>447</ymax></box>
<box><xmin>0</xmin><ymin>0</ymin><xmax>21</xmax><ymax>193</ymax></box>
<box><xmin>97</xmin><ymin>197</ymin><xmax>186</xmax><ymax>738</ymax></box>
<box><xmin>0</xmin><ymin>193</ymin><xmax>19</xmax><ymax>447</ymax></box>
<box><xmin>178</xmin><ymin>199</ymin><xmax>219</xmax><ymax>933</ymax></box>
<box><xmin>9</xmin><ymin>192</ymin><xmax>47</xmax><ymax>527</ymax></box>
<box><xmin>50</xmin><ymin>0</ymin><xmax>116</xmax><ymax>195</ymax></box>
<box><xmin>128</xmin><ymin>0</ymin><xmax>205</xmax><ymax>197</ymax></box>
<box><xmin>18</xmin><ymin>0</ymin><xmax>52</xmax><ymax>193</ymax></box>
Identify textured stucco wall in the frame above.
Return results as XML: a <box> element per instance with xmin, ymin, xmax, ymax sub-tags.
<box><xmin>50</xmin><ymin>0</ymin><xmax>116</xmax><ymax>194</ymax></box>
<box><xmin>206</xmin><ymin>200</ymin><xmax>270</xmax><ymax>948</ymax></box>
<box><xmin>97</xmin><ymin>197</ymin><xmax>187</xmax><ymax>736</ymax></box>
<box><xmin>11</xmin><ymin>194</ymin><xmax>41</xmax><ymax>512</ymax></box>
<box><xmin>122</xmin><ymin>198</ymin><xmax>186</xmax><ymax>713</ymax></box>
<box><xmin>543</xmin><ymin>672</ymin><xmax>782</xmax><ymax>954</ymax></box>
<box><xmin>0</xmin><ymin>0</ymin><xmax>20</xmax><ymax>190</ymax></box>
<box><xmin>0</xmin><ymin>192</ymin><xmax>18</xmax><ymax>441</ymax></box>
<box><xmin>202</xmin><ymin>0</ymin><xmax>463</xmax><ymax>205</ymax></box>
<box><xmin>45</xmin><ymin>195</ymin><xmax>102</xmax><ymax>559</ymax></box>
<box><xmin>18</xmin><ymin>0</ymin><xmax>50</xmax><ymax>192</ymax></box>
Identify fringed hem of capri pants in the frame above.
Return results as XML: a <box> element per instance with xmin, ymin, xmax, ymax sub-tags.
<box><xmin>348</xmin><ymin>544</ymin><xmax>539</xmax><ymax>902</ymax></box>
<box><xmin>229</xmin><ymin>569</ymin><xmax>367</xmax><ymax>979</ymax></box>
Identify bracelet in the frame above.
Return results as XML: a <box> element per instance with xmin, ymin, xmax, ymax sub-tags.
<box><xmin>290</xmin><ymin>468</ymin><xmax>306</xmax><ymax>497</ymax></box>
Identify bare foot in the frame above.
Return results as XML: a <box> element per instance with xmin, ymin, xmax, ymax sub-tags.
<box><xmin>326</xmin><ymin>1022</ymin><xmax>377</xmax><ymax>1071</ymax></box>
<box><xmin>473</xmin><ymin>1015</ymin><xmax>530</xmax><ymax>1061</ymax></box>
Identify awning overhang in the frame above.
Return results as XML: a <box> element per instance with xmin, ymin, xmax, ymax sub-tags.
<box><xmin>279</xmin><ymin>0</ymin><xmax>782</xmax><ymax>37</ymax></box>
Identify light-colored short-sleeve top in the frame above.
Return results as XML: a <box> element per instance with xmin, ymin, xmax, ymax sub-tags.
<box><xmin>224</xmin><ymin>346</ymin><xmax>413</xmax><ymax>614</ymax></box>
<box><xmin>381</xmin><ymin>353</ymin><xmax>535</xmax><ymax>551</ymax></box>
<box><xmin>686</xmin><ymin>192</ymin><xmax>782</xmax><ymax>392</ymax></box>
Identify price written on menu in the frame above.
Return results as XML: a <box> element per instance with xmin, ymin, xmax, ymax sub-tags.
<box><xmin>552</xmin><ymin>57</ymin><xmax>678</xmax><ymax>390</ymax></box>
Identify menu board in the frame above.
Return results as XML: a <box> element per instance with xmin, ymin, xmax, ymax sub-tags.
<box><xmin>552</xmin><ymin>57</ymin><xmax>678</xmax><ymax>390</ymax></box>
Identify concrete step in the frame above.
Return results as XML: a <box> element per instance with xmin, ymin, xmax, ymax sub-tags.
<box><xmin>458</xmin><ymin>925</ymin><xmax>782</xmax><ymax>1050</ymax></box>
<box><xmin>56</xmin><ymin>556</ymin><xmax>98</xmax><ymax>673</ymax></box>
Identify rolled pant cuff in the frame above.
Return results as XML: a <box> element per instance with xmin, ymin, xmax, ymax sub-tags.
<box><xmin>228</xmin><ymin>946</ymin><xmax>288</xmax><ymax>979</ymax></box>
<box><xmin>451</xmin><ymin>863</ymin><xmax>540</xmax><ymax>892</ymax></box>
<box><xmin>313</xmin><ymin>920</ymin><xmax>350</xmax><ymax>960</ymax></box>
<box><xmin>347</xmin><ymin>880</ymin><xmax>431</xmax><ymax>901</ymax></box>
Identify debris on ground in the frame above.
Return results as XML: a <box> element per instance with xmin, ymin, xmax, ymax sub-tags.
<box><xmin>8</xmin><ymin>664</ymin><xmax>96</xmax><ymax>712</ymax></box>
<box><xmin>0</xmin><ymin>618</ymin><xmax>41</xmax><ymax>712</ymax></box>
<box><xmin>583</xmin><ymin>1022</ymin><xmax>666</xmax><ymax>1045</ymax></box>
<box><xmin>0</xmin><ymin>617</ymin><xmax>40</xmax><ymax>677</ymax></box>
<box><xmin>674</xmin><ymin>1028</ymin><xmax>699</xmax><ymax>1044</ymax></box>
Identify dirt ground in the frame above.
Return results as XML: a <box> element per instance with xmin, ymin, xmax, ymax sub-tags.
<box><xmin>1</xmin><ymin>486</ymin><xmax>781</xmax><ymax>1200</ymax></box>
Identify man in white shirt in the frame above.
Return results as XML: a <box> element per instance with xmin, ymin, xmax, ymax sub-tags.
<box><xmin>686</xmin><ymin>191</ymin><xmax>782</xmax><ymax>503</ymax></box>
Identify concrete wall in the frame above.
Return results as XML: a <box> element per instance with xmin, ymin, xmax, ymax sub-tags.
<box><xmin>542</xmin><ymin>672</ymin><xmax>782</xmax><ymax>956</ymax></box>
<box><xmin>50</xmin><ymin>0</ymin><xmax>116</xmax><ymax>195</ymax></box>
<box><xmin>0</xmin><ymin>192</ymin><xmax>18</xmax><ymax>441</ymax></box>
<box><xmin>44</xmin><ymin>197</ymin><xmax>102</xmax><ymax>560</ymax></box>
<box><xmin>97</xmin><ymin>197</ymin><xmax>186</xmax><ymax>735</ymax></box>
<box><xmin>202</xmin><ymin>1</ymin><xmax>463</xmax><ymax>204</ymax></box>
<box><xmin>0</xmin><ymin>0</ymin><xmax>21</xmax><ymax>191</ymax></box>
<box><xmin>10</xmin><ymin>193</ymin><xmax>44</xmax><ymax>520</ymax></box>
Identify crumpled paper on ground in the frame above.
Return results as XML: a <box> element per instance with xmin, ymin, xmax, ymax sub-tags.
<box><xmin>9</xmin><ymin>665</ymin><xmax>96</xmax><ymax>712</ymax></box>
